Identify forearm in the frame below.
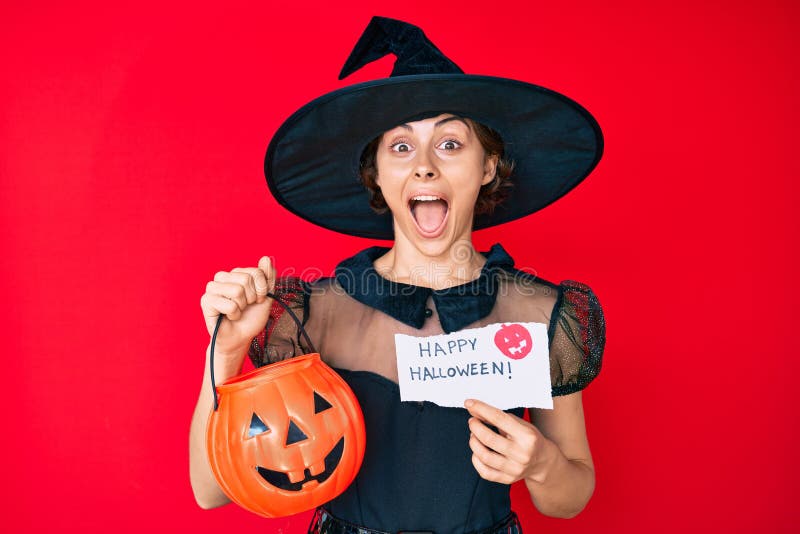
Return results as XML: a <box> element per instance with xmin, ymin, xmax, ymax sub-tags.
<box><xmin>524</xmin><ymin>439</ymin><xmax>595</xmax><ymax>519</ymax></box>
<box><xmin>189</xmin><ymin>345</ymin><xmax>245</xmax><ymax>509</ymax></box>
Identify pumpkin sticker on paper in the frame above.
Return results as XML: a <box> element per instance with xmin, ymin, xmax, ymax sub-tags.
<box><xmin>394</xmin><ymin>322</ymin><xmax>553</xmax><ymax>410</ymax></box>
<box><xmin>494</xmin><ymin>323</ymin><xmax>533</xmax><ymax>360</ymax></box>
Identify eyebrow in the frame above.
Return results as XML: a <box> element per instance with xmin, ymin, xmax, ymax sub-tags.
<box><xmin>397</xmin><ymin>116</ymin><xmax>471</xmax><ymax>131</ymax></box>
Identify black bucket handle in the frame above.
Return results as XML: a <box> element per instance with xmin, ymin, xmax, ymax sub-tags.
<box><xmin>210</xmin><ymin>291</ymin><xmax>318</xmax><ymax>411</ymax></box>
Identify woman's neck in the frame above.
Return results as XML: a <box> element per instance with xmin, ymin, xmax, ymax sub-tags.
<box><xmin>373</xmin><ymin>233</ymin><xmax>487</xmax><ymax>290</ymax></box>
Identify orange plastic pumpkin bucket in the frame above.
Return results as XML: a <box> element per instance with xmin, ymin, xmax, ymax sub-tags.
<box><xmin>206</xmin><ymin>294</ymin><xmax>366</xmax><ymax>518</ymax></box>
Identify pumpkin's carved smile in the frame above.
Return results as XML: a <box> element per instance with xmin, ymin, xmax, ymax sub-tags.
<box><xmin>256</xmin><ymin>437</ymin><xmax>345</xmax><ymax>491</ymax></box>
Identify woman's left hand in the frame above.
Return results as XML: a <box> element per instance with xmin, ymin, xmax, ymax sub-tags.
<box><xmin>465</xmin><ymin>398</ymin><xmax>557</xmax><ymax>485</ymax></box>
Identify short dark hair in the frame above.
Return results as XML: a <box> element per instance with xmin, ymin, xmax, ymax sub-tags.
<box><xmin>358</xmin><ymin>117</ymin><xmax>515</xmax><ymax>215</ymax></box>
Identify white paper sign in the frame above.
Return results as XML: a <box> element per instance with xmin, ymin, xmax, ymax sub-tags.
<box><xmin>395</xmin><ymin>322</ymin><xmax>553</xmax><ymax>410</ymax></box>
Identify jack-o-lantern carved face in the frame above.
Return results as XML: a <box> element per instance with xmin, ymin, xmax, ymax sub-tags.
<box><xmin>250</xmin><ymin>390</ymin><xmax>344</xmax><ymax>491</ymax></box>
<box><xmin>494</xmin><ymin>323</ymin><xmax>533</xmax><ymax>360</ymax></box>
<box><xmin>207</xmin><ymin>354</ymin><xmax>366</xmax><ymax>518</ymax></box>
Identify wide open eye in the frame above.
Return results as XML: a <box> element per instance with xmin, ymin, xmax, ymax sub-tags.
<box><xmin>314</xmin><ymin>391</ymin><xmax>333</xmax><ymax>414</ymax></box>
<box><xmin>437</xmin><ymin>139</ymin><xmax>462</xmax><ymax>151</ymax></box>
<box><xmin>248</xmin><ymin>413</ymin><xmax>270</xmax><ymax>438</ymax></box>
<box><xmin>390</xmin><ymin>141</ymin><xmax>412</xmax><ymax>153</ymax></box>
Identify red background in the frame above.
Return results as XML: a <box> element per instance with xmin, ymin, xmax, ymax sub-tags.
<box><xmin>2</xmin><ymin>1</ymin><xmax>798</xmax><ymax>532</ymax></box>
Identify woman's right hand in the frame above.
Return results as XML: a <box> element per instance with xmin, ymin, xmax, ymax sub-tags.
<box><xmin>199</xmin><ymin>256</ymin><xmax>276</xmax><ymax>361</ymax></box>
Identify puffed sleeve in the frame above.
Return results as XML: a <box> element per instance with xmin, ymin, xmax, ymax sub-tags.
<box><xmin>548</xmin><ymin>280</ymin><xmax>606</xmax><ymax>396</ymax></box>
<box><xmin>247</xmin><ymin>276</ymin><xmax>312</xmax><ymax>367</ymax></box>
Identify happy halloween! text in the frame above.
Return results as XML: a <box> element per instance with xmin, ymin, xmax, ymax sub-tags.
<box><xmin>418</xmin><ymin>338</ymin><xmax>478</xmax><ymax>357</ymax></box>
<box><xmin>408</xmin><ymin>361</ymin><xmax>512</xmax><ymax>381</ymax></box>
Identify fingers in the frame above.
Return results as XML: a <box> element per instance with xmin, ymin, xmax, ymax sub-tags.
<box><xmin>200</xmin><ymin>292</ymin><xmax>244</xmax><ymax>321</ymax></box>
<box><xmin>257</xmin><ymin>256</ymin><xmax>277</xmax><ymax>298</ymax></box>
<box><xmin>465</xmin><ymin>403</ymin><xmax>545</xmax><ymax>484</ymax></box>
<box><xmin>468</xmin><ymin>413</ymin><xmax>538</xmax><ymax>484</ymax></box>
<box><xmin>468</xmin><ymin>416</ymin><xmax>513</xmax><ymax>458</ymax></box>
<box><xmin>210</xmin><ymin>257</ymin><xmax>276</xmax><ymax>304</ymax></box>
<box><xmin>230</xmin><ymin>257</ymin><xmax>276</xmax><ymax>304</ymax></box>
<box><xmin>469</xmin><ymin>432</ymin><xmax>509</xmax><ymax>472</ymax></box>
<box><xmin>470</xmin><ymin>450</ymin><xmax>513</xmax><ymax>484</ymax></box>
<box><xmin>229</xmin><ymin>269</ymin><xmax>260</xmax><ymax>303</ymax></box>
<box><xmin>466</xmin><ymin>400</ymin><xmax>538</xmax><ymax>466</ymax></box>
<box><xmin>214</xmin><ymin>270</ymin><xmax>258</xmax><ymax>305</ymax></box>
<box><xmin>206</xmin><ymin>278</ymin><xmax>246</xmax><ymax>313</ymax></box>
<box><xmin>202</xmin><ymin>256</ymin><xmax>277</xmax><ymax>321</ymax></box>
<box><xmin>464</xmin><ymin>399</ymin><xmax>519</xmax><ymax>436</ymax></box>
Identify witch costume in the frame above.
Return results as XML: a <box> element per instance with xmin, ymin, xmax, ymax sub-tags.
<box><xmin>250</xmin><ymin>16</ymin><xmax>606</xmax><ymax>534</ymax></box>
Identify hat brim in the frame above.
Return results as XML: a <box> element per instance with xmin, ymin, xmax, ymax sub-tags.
<box><xmin>265</xmin><ymin>74</ymin><xmax>603</xmax><ymax>240</ymax></box>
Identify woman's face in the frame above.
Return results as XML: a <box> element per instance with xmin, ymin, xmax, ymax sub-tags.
<box><xmin>375</xmin><ymin>113</ymin><xmax>498</xmax><ymax>257</ymax></box>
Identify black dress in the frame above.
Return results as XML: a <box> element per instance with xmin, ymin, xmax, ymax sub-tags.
<box><xmin>247</xmin><ymin>244</ymin><xmax>606</xmax><ymax>533</ymax></box>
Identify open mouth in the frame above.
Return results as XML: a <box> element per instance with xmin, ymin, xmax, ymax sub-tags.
<box><xmin>256</xmin><ymin>437</ymin><xmax>345</xmax><ymax>491</ymax></box>
<box><xmin>409</xmin><ymin>194</ymin><xmax>449</xmax><ymax>238</ymax></box>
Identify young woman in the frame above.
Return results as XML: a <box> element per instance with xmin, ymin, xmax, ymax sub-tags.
<box><xmin>190</xmin><ymin>17</ymin><xmax>605</xmax><ymax>534</ymax></box>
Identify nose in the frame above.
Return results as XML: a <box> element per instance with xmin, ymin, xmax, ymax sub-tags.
<box><xmin>414</xmin><ymin>149</ymin><xmax>438</xmax><ymax>180</ymax></box>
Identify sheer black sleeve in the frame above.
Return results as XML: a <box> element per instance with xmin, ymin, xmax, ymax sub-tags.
<box><xmin>548</xmin><ymin>280</ymin><xmax>606</xmax><ymax>396</ymax></box>
<box><xmin>247</xmin><ymin>276</ymin><xmax>311</xmax><ymax>367</ymax></box>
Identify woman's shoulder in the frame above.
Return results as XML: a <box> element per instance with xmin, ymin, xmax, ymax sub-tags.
<box><xmin>493</xmin><ymin>266</ymin><xmax>561</xmax><ymax>323</ymax></box>
<box><xmin>495</xmin><ymin>267</ymin><xmax>607</xmax><ymax>396</ymax></box>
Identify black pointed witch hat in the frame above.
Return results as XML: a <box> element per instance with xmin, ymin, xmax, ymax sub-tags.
<box><xmin>264</xmin><ymin>16</ymin><xmax>603</xmax><ymax>240</ymax></box>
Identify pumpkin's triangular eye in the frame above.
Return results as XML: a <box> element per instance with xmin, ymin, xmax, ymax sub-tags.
<box><xmin>314</xmin><ymin>391</ymin><xmax>333</xmax><ymax>414</ymax></box>
<box><xmin>286</xmin><ymin>419</ymin><xmax>309</xmax><ymax>445</ymax></box>
<box><xmin>248</xmin><ymin>413</ymin><xmax>270</xmax><ymax>438</ymax></box>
